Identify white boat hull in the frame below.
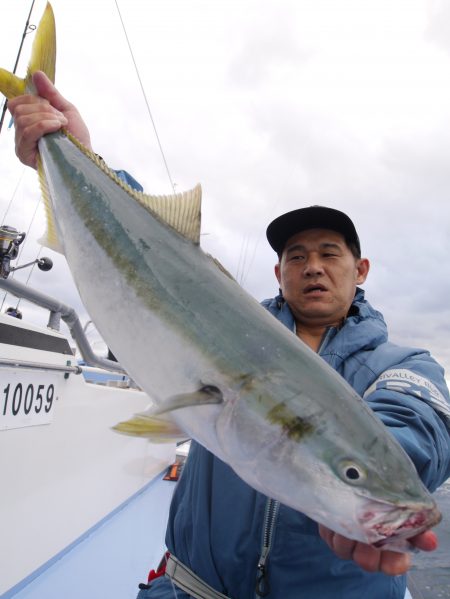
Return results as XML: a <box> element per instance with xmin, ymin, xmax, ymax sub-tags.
<box><xmin>0</xmin><ymin>314</ymin><xmax>175</xmax><ymax>595</ymax></box>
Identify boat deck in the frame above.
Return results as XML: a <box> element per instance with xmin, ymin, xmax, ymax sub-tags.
<box><xmin>4</xmin><ymin>471</ymin><xmax>175</xmax><ymax>599</ymax></box>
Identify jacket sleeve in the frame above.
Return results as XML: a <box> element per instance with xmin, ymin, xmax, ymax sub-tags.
<box><xmin>114</xmin><ymin>169</ymin><xmax>144</xmax><ymax>191</ymax></box>
<box><xmin>362</xmin><ymin>348</ymin><xmax>450</xmax><ymax>492</ymax></box>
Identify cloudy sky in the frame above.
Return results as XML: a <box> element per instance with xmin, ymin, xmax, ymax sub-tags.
<box><xmin>1</xmin><ymin>0</ymin><xmax>450</xmax><ymax>375</ymax></box>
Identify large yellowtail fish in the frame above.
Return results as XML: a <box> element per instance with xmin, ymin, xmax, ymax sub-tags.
<box><xmin>0</xmin><ymin>3</ymin><xmax>442</xmax><ymax>548</ymax></box>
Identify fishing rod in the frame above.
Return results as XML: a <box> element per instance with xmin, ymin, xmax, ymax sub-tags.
<box><xmin>0</xmin><ymin>0</ymin><xmax>36</xmax><ymax>134</ymax></box>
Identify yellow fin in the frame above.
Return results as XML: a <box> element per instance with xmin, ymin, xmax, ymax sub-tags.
<box><xmin>112</xmin><ymin>414</ymin><xmax>186</xmax><ymax>441</ymax></box>
<box><xmin>0</xmin><ymin>68</ymin><xmax>26</xmax><ymax>100</ymax></box>
<box><xmin>139</xmin><ymin>184</ymin><xmax>202</xmax><ymax>244</ymax></box>
<box><xmin>0</xmin><ymin>3</ymin><xmax>55</xmax><ymax>99</ymax></box>
<box><xmin>26</xmin><ymin>2</ymin><xmax>56</xmax><ymax>87</ymax></box>
<box><xmin>36</xmin><ymin>154</ymin><xmax>64</xmax><ymax>253</ymax></box>
<box><xmin>36</xmin><ymin>128</ymin><xmax>202</xmax><ymax>252</ymax></box>
<box><xmin>65</xmin><ymin>131</ymin><xmax>203</xmax><ymax>243</ymax></box>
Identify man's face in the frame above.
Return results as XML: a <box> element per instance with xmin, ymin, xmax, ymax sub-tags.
<box><xmin>275</xmin><ymin>228</ymin><xmax>369</xmax><ymax>329</ymax></box>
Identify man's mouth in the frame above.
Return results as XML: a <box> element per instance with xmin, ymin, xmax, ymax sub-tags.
<box><xmin>303</xmin><ymin>284</ymin><xmax>327</xmax><ymax>295</ymax></box>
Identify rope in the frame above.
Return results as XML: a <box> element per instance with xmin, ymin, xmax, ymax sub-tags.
<box><xmin>114</xmin><ymin>0</ymin><xmax>176</xmax><ymax>194</ymax></box>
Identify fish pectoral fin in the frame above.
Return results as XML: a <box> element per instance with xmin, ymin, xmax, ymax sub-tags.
<box><xmin>154</xmin><ymin>385</ymin><xmax>224</xmax><ymax>415</ymax></box>
<box><xmin>112</xmin><ymin>385</ymin><xmax>223</xmax><ymax>438</ymax></box>
<box><xmin>112</xmin><ymin>413</ymin><xmax>187</xmax><ymax>441</ymax></box>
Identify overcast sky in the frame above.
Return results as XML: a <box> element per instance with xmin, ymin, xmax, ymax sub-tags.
<box><xmin>1</xmin><ymin>0</ymin><xmax>450</xmax><ymax>377</ymax></box>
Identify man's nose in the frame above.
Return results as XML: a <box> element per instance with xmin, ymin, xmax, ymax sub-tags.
<box><xmin>303</xmin><ymin>256</ymin><xmax>324</xmax><ymax>276</ymax></box>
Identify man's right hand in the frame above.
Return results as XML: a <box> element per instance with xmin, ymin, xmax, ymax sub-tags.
<box><xmin>8</xmin><ymin>71</ymin><xmax>92</xmax><ymax>169</ymax></box>
<box><xmin>319</xmin><ymin>524</ymin><xmax>438</xmax><ymax>575</ymax></box>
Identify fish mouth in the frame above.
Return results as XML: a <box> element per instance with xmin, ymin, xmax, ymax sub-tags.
<box><xmin>359</xmin><ymin>501</ymin><xmax>442</xmax><ymax>549</ymax></box>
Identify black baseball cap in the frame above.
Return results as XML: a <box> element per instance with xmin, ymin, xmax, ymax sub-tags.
<box><xmin>266</xmin><ymin>206</ymin><xmax>361</xmax><ymax>256</ymax></box>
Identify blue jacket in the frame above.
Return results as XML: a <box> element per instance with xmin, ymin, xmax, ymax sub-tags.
<box><xmin>139</xmin><ymin>289</ymin><xmax>450</xmax><ymax>599</ymax></box>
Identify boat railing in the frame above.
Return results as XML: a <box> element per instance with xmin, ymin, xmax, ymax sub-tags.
<box><xmin>0</xmin><ymin>276</ymin><xmax>126</xmax><ymax>374</ymax></box>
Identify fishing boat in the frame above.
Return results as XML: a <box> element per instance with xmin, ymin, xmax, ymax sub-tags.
<box><xmin>0</xmin><ymin>225</ymin><xmax>180</xmax><ymax>598</ymax></box>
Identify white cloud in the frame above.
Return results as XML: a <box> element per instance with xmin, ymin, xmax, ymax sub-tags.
<box><xmin>1</xmin><ymin>0</ymin><xmax>450</xmax><ymax>377</ymax></box>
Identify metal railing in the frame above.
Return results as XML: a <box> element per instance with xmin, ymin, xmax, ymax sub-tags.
<box><xmin>0</xmin><ymin>277</ymin><xmax>125</xmax><ymax>374</ymax></box>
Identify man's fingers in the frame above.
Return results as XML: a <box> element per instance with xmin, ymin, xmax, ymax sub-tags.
<box><xmin>318</xmin><ymin>524</ymin><xmax>422</xmax><ymax>576</ymax></box>
<box><xmin>330</xmin><ymin>534</ymin><xmax>357</xmax><ymax>561</ymax></box>
<box><xmin>378</xmin><ymin>550</ymin><xmax>411</xmax><ymax>576</ymax></box>
<box><xmin>352</xmin><ymin>543</ymin><xmax>381</xmax><ymax>573</ymax></box>
<box><xmin>409</xmin><ymin>530</ymin><xmax>438</xmax><ymax>552</ymax></box>
<box><xmin>32</xmin><ymin>71</ymin><xmax>71</xmax><ymax>112</ymax></box>
<box><xmin>14</xmin><ymin>117</ymin><xmax>65</xmax><ymax>168</ymax></box>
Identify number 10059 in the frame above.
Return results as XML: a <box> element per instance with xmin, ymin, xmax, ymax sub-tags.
<box><xmin>2</xmin><ymin>383</ymin><xmax>55</xmax><ymax>417</ymax></box>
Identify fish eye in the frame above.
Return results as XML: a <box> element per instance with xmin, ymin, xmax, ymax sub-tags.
<box><xmin>338</xmin><ymin>460</ymin><xmax>367</xmax><ymax>485</ymax></box>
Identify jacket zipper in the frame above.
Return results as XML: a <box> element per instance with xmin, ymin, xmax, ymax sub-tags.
<box><xmin>255</xmin><ymin>498</ymin><xmax>280</xmax><ymax>597</ymax></box>
<box><xmin>253</xmin><ymin>326</ymin><xmax>337</xmax><ymax>597</ymax></box>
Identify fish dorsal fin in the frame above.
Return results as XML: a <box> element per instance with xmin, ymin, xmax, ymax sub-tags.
<box><xmin>26</xmin><ymin>2</ymin><xmax>56</xmax><ymax>89</ymax></box>
<box><xmin>65</xmin><ymin>131</ymin><xmax>202</xmax><ymax>244</ymax></box>
<box><xmin>38</xmin><ymin>130</ymin><xmax>203</xmax><ymax>251</ymax></box>
<box><xmin>206</xmin><ymin>254</ymin><xmax>236</xmax><ymax>281</ymax></box>
<box><xmin>139</xmin><ymin>184</ymin><xmax>202</xmax><ymax>244</ymax></box>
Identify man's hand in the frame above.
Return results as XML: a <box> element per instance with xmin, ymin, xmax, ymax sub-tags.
<box><xmin>319</xmin><ymin>525</ymin><xmax>438</xmax><ymax>575</ymax></box>
<box><xmin>8</xmin><ymin>71</ymin><xmax>92</xmax><ymax>169</ymax></box>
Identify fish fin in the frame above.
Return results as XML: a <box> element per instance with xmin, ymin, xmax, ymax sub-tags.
<box><xmin>0</xmin><ymin>69</ymin><xmax>26</xmax><ymax>100</ymax></box>
<box><xmin>155</xmin><ymin>385</ymin><xmax>223</xmax><ymax>415</ymax></box>
<box><xmin>61</xmin><ymin>131</ymin><xmax>203</xmax><ymax>244</ymax></box>
<box><xmin>112</xmin><ymin>413</ymin><xmax>187</xmax><ymax>441</ymax></box>
<box><xmin>0</xmin><ymin>3</ymin><xmax>56</xmax><ymax>99</ymax></box>
<box><xmin>138</xmin><ymin>184</ymin><xmax>202</xmax><ymax>244</ymax></box>
<box><xmin>36</xmin><ymin>154</ymin><xmax>64</xmax><ymax>253</ymax></box>
<box><xmin>26</xmin><ymin>2</ymin><xmax>56</xmax><ymax>88</ymax></box>
<box><xmin>206</xmin><ymin>253</ymin><xmax>236</xmax><ymax>281</ymax></box>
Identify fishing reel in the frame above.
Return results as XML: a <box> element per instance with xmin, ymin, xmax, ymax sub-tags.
<box><xmin>0</xmin><ymin>225</ymin><xmax>53</xmax><ymax>279</ymax></box>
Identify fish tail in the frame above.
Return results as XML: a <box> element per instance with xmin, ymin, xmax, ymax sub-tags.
<box><xmin>26</xmin><ymin>2</ymin><xmax>56</xmax><ymax>87</ymax></box>
<box><xmin>0</xmin><ymin>3</ymin><xmax>60</xmax><ymax>252</ymax></box>
<box><xmin>0</xmin><ymin>2</ymin><xmax>55</xmax><ymax>100</ymax></box>
<box><xmin>0</xmin><ymin>69</ymin><xmax>27</xmax><ymax>100</ymax></box>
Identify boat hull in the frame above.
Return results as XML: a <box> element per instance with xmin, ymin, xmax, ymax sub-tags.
<box><xmin>0</xmin><ymin>314</ymin><xmax>175</xmax><ymax>595</ymax></box>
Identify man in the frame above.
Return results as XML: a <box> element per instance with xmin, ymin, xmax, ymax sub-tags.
<box><xmin>9</xmin><ymin>72</ymin><xmax>450</xmax><ymax>599</ymax></box>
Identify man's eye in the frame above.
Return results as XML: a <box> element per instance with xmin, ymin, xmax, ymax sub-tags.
<box><xmin>290</xmin><ymin>255</ymin><xmax>305</xmax><ymax>261</ymax></box>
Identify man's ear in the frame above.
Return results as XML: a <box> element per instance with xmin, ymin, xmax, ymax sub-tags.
<box><xmin>275</xmin><ymin>262</ymin><xmax>281</xmax><ymax>285</ymax></box>
<box><xmin>356</xmin><ymin>258</ymin><xmax>370</xmax><ymax>285</ymax></box>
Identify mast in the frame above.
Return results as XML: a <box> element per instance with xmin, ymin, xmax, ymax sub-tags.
<box><xmin>0</xmin><ymin>0</ymin><xmax>36</xmax><ymax>134</ymax></box>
